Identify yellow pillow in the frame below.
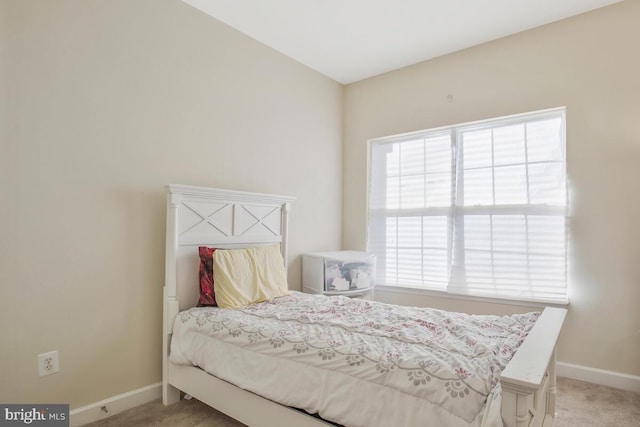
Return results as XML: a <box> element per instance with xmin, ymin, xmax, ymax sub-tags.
<box><xmin>213</xmin><ymin>244</ymin><xmax>291</xmax><ymax>309</ymax></box>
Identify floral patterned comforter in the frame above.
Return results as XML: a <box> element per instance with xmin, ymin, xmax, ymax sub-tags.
<box><xmin>171</xmin><ymin>292</ymin><xmax>539</xmax><ymax>425</ymax></box>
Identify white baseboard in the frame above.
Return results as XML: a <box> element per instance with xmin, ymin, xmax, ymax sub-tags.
<box><xmin>557</xmin><ymin>361</ymin><xmax>640</xmax><ymax>393</ymax></box>
<box><xmin>69</xmin><ymin>382</ymin><xmax>162</xmax><ymax>427</ymax></box>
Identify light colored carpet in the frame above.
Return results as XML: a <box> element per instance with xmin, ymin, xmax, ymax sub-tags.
<box><xmin>86</xmin><ymin>377</ymin><xmax>639</xmax><ymax>426</ymax></box>
<box><xmin>554</xmin><ymin>377</ymin><xmax>639</xmax><ymax>427</ymax></box>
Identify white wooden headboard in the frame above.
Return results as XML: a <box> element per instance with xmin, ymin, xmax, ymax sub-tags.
<box><xmin>163</xmin><ymin>184</ymin><xmax>295</xmax><ymax>330</ymax></box>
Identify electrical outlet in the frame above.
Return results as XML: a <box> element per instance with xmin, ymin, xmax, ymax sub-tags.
<box><xmin>38</xmin><ymin>351</ymin><xmax>60</xmax><ymax>377</ymax></box>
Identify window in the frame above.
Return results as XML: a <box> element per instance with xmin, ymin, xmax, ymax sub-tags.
<box><xmin>368</xmin><ymin>108</ymin><xmax>567</xmax><ymax>304</ymax></box>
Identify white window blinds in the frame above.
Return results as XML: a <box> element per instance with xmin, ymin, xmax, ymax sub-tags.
<box><xmin>368</xmin><ymin>108</ymin><xmax>567</xmax><ymax>304</ymax></box>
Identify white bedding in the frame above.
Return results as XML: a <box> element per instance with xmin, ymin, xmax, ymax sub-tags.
<box><xmin>170</xmin><ymin>292</ymin><xmax>539</xmax><ymax>427</ymax></box>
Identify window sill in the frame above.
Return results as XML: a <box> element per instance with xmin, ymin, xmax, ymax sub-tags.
<box><xmin>375</xmin><ymin>284</ymin><xmax>569</xmax><ymax>310</ymax></box>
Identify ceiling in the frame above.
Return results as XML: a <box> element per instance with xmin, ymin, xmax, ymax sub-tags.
<box><xmin>183</xmin><ymin>0</ymin><xmax>622</xmax><ymax>84</ymax></box>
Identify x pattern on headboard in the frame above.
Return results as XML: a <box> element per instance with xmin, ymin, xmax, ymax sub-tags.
<box><xmin>178</xmin><ymin>199</ymin><xmax>284</xmax><ymax>244</ymax></box>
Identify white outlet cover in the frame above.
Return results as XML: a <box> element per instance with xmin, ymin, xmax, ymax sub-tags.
<box><xmin>38</xmin><ymin>351</ymin><xmax>60</xmax><ymax>377</ymax></box>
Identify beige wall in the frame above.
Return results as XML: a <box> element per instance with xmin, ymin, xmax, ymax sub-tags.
<box><xmin>0</xmin><ymin>0</ymin><xmax>13</xmax><ymax>290</ymax></box>
<box><xmin>0</xmin><ymin>0</ymin><xmax>342</xmax><ymax>408</ymax></box>
<box><xmin>343</xmin><ymin>1</ymin><xmax>640</xmax><ymax>376</ymax></box>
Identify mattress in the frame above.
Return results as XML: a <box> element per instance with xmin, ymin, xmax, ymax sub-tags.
<box><xmin>170</xmin><ymin>292</ymin><xmax>539</xmax><ymax>427</ymax></box>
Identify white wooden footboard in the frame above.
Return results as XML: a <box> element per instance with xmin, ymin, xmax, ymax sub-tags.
<box><xmin>500</xmin><ymin>307</ymin><xmax>567</xmax><ymax>427</ymax></box>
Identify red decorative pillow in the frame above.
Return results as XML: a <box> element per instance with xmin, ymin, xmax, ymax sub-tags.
<box><xmin>198</xmin><ymin>246</ymin><xmax>217</xmax><ymax>306</ymax></box>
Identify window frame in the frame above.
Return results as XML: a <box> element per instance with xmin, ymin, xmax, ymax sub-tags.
<box><xmin>366</xmin><ymin>107</ymin><xmax>568</xmax><ymax>305</ymax></box>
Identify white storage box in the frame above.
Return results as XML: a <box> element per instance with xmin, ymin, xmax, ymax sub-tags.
<box><xmin>302</xmin><ymin>251</ymin><xmax>376</xmax><ymax>297</ymax></box>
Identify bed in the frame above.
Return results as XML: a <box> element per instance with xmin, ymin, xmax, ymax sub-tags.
<box><xmin>162</xmin><ymin>184</ymin><xmax>567</xmax><ymax>427</ymax></box>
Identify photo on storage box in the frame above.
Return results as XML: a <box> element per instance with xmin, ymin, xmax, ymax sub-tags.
<box><xmin>325</xmin><ymin>260</ymin><xmax>374</xmax><ymax>292</ymax></box>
